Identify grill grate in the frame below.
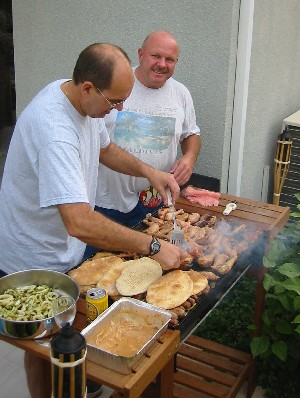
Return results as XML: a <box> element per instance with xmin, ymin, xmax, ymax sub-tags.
<box><xmin>279</xmin><ymin>125</ymin><xmax>300</xmax><ymax>212</ymax></box>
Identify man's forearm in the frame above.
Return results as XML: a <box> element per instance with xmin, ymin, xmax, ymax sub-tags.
<box><xmin>100</xmin><ymin>142</ymin><xmax>153</xmax><ymax>178</ymax></box>
<box><xmin>181</xmin><ymin>135</ymin><xmax>201</xmax><ymax>165</ymax></box>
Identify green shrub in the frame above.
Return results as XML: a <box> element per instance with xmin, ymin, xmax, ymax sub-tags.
<box><xmin>194</xmin><ymin>193</ymin><xmax>300</xmax><ymax>397</ymax></box>
<box><xmin>194</xmin><ymin>275</ymin><xmax>256</xmax><ymax>352</ymax></box>
<box><xmin>250</xmin><ymin>193</ymin><xmax>300</xmax><ymax>397</ymax></box>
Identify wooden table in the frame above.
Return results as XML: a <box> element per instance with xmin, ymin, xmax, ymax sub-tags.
<box><xmin>0</xmin><ymin>297</ymin><xmax>180</xmax><ymax>398</ymax></box>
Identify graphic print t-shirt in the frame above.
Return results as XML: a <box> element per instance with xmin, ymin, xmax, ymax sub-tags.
<box><xmin>96</xmin><ymin>71</ymin><xmax>200</xmax><ymax>213</ymax></box>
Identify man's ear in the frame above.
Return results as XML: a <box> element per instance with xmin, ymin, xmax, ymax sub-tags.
<box><xmin>81</xmin><ymin>81</ymin><xmax>93</xmax><ymax>95</ymax></box>
<box><xmin>137</xmin><ymin>48</ymin><xmax>143</xmax><ymax>60</ymax></box>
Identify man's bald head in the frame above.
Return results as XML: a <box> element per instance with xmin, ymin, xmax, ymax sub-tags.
<box><xmin>141</xmin><ymin>31</ymin><xmax>180</xmax><ymax>56</ymax></box>
<box><xmin>73</xmin><ymin>43</ymin><xmax>131</xmax><ymax>90</ymax></box>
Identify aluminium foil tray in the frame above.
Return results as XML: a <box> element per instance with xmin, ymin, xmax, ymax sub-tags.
<box><xmin>81</xmin><ymin>297</ymin><xmax>171</xmax><ymax>374</ymax></box>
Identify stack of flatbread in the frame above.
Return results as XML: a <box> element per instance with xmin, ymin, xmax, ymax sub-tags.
<box><xmin>68</xmin><ymin>254</ymin><xmax>163</xmax><ymax>296</ymax></box>
<box><xmin>186</xmin><ymin>270</ymin><xmax>209</xmax><ymax>295</ymax></box>
<box><xmin>68</xmin><ymin>253</ymin><xmax>210</xmax><ymax>316</ymax></box>
<box><xmin>68</xmin><ymin>255</ymin><xmax>124</xmax><ymax>293</ymax></box>
<box><xmin>116</xmin><ymin>257</ymin><xmax>163</xmax><ymax>296</ymax></box>
<box><xmin>146</xmin><ymin>269</ymin><xmax>209</xmax><ymax>310</ymax></box>
<box><xmin>146</xmin><ymin>270</ymin><xmax>193</xmax><ymax>309</ymax></box>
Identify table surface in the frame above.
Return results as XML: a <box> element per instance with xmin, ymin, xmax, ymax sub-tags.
<box><xmin>0</xmin><ymin>297</ymin><xmax>180</xmax><ymax>398</ymax></box>
<box><xmin>0</xmin><ymin>191</ymin><xmax>290</xmax><ymax>397</ymax></box>
<box><xmin>176</xmin><ymin>192</ymin><xmax>290</xmax><ymax>242</ymax></box>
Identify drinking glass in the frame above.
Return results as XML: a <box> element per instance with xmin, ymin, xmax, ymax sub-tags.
<box><xmin>52</xmin><ymin>296</ymin><xmax>76</xmax><ymax>328</ymax></box>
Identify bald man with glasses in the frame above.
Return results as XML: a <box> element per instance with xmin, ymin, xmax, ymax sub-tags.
<box><xmin>0</xmin><ymin>42</ymin><xmax>187</xmax><ymax>398</ymax></box>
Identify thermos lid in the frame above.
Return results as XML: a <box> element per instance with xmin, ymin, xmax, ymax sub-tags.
<box><xmin>51</xmin><ymin>323</ymin><xmax>86</xmax><ymax>354</ymax></box>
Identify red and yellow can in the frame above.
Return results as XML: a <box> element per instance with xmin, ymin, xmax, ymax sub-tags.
<box><xmin>86</xmin><ymin>288</ymin><xmax>108</xmax><ymax>323</ymax></box>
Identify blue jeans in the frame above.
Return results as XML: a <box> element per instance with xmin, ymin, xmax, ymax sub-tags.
<box><xmin>82</xmin><ymin>200</ymin><xmax>163</xmax><ymax>260</ymax></box>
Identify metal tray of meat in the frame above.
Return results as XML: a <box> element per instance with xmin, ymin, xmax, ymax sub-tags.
<box><xmin>81</xmin><ymin>297</ymin><xmax>171</xmax><ymax>374</ymax></box>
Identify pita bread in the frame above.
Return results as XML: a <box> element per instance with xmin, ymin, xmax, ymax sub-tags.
<box><xmin>186</xmin><ymin>270</ymin><xmax>209</xmax><ymax>295</ymax></box>
<box><xmin>146</xmin><ymin>270</ymin><xmax>193</xmax><ymax>309</ymax></box>
<box><xmin>116</xmin><ymin>258</ymin><xmax>162</xmax><ymax>296</ymax></box>
<box><xmin>91</xmin><ymin>252</ymin><xmax>116</xmax><ymax>259</ymax></box>
<box><xmin>96</xmin><ymin>261</ymin><xmax>131</xmax><ymax>296</ymax></box>
<box><xmin>68</xmin><ymin>256</ymin><xmax>123</xmax><ymax>286</ymax></box>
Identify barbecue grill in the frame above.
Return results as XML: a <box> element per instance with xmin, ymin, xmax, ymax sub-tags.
<box><xmin>134</xmin><ymin>197</ymin><xmax>269</xmax><ymax>340</ymax></box>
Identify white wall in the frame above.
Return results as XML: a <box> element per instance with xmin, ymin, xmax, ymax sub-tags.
<box><xmin>12</xmin><ymin>0</ymin><xmax>300</xmax><ymax>201</ymax></box>
<box><xmin>240</xmin><ymin>0</ymin><xmax>300</xmax><ymax>201</ymax></box>
<box><xmin>12</xmin><ymin>0</ymin><xmax>240</xmax><ymax>191</ymax></box>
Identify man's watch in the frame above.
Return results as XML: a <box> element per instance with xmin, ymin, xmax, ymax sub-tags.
<box><xmin>149</xmin><ymin>237</ymin><xmax>161</xmax><ymax>256</ymax></box>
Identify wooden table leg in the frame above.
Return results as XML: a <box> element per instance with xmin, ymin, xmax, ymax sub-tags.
<box><xmin>142</xmin><ymin>355</ymin><xmax>174</xmax><ymax>398</ymax></box>
<box><xmin>156</xmin><ymin>358</ymin><xmax>174</xmax><ymax>398</ymax></box>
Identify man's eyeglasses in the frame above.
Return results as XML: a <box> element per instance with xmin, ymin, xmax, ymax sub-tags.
<box><xmin>95</xmin><ymin>87</ymin><xmax>125</xmax><ymax>109</ymax></box>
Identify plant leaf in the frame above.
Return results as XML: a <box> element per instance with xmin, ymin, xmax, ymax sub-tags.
<box><xmin>275</xmin><ymin>321</ymin><xmax>293</xmax><ymax>334</ymax></box>
<box><xmin>250</xmin><ymin>335</ymin><xmax>270</xmax><ymax>357</ymax></box>
<box><xmin>280</xmin><ymin>278</ymin><xmax>300</xmax><ymax>294</ymax></box>
<box><xmin>294</xmin><ymin>296</ymin><xmax>300</xmax><ymax>311</ymax></box>
<box><xmin>272</xmin><ymin>340</ymin><xmax>287</xmax><ymax>361</ymax></box>
<box><xmin>278</xmin><ymin>262</ymin><xmax>300</xmax><ymax>278</ymax></box>
<box><xmin>263</xmin><ymin>274</ymin><xmax>275</xmax><ymax>291</ymax></box>
<box><xmin>291</xmin><ymin>314</ymin><xmax>300</xmax><ymax>324</ymax></box>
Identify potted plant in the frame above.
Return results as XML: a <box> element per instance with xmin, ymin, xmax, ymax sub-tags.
<box><xmin>250</xmin><ymin>193</ymin><xmax>300</xmax><ymax>397</ymax></box>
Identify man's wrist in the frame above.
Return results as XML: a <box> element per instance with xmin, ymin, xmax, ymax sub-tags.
<box><xmin>149</xmin><ymin>237</ymin><xmax>161</xmax><ymax>256</ymax></box>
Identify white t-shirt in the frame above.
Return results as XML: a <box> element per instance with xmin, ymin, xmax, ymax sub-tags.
<box><xmin>0</xmin><ymin>80</ymin><xmax>110</xmax><ymax>274</ymax></box>
<box><xmin>95</xmin><ymin>70</ymin><xmax>200</xmax><ymax>213</ymax></box>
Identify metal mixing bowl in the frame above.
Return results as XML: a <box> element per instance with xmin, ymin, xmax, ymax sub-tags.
<box><xmin>0</xmin><ymin>269</ymin><xmax>79</xmax><ymax>339</ymax></box>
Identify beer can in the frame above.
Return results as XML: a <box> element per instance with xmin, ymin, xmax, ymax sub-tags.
<box><xmin>86</xmin><ymin>287</ymin><xmax>108</xmax><ymax>323</ymax></box>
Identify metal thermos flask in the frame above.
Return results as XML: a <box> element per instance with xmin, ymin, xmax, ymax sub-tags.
<box><xmin>50</xmin><ymin>323</ymin><xmax>87</xmax><ymax>398</ymax></box>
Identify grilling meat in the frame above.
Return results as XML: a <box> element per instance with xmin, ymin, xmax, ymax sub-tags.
<box><xmin>197</xmin><ymin>252</ymin><xmax>217</xmax><ymax>268</ymax></box>
<box><xmin>211</xmin><ymin>254</ymin><xmax>237</xmax><ymax>274</ymax></box>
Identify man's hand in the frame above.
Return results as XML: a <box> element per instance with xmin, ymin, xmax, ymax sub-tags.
<box><xmin>171</xmin><ymin>135</ymin><xmax>201</xmax><ymax>186</ymax></box>
<box><xmin>170</xmin><ymin>155</ymin><xmax>194</xmax><ymax>186</ymax></box>
<box><xmin>151</xmin><ymin>240</ymin><xmax>188</xmax><ymax>271</ymax></box>
<box><xmin>146</xmin><ymin>169</ymin><xmax>180</xmax><ymax>207</ymax></box>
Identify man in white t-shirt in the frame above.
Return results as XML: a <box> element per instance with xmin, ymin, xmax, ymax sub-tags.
<box><xmin>0</xmin><ymin>43</ymin><xmax>186</xmax><ymax>398</ymax></box>
<box><xmin>94</xmin><ymin>31</ymin><xmax>201</xmax><ymax>228</ymax></box>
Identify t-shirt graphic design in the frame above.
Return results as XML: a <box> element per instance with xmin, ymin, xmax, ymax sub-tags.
<box><xmin>114</xmin><ymin>111</ymin><xmax>175</xmax><ymax>153</ymax></box>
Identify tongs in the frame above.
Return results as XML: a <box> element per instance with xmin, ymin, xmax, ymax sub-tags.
<box><xmin>166</xmin><ymin>188</ymin><xmax>185</xmax><ymax>247</ymax></box>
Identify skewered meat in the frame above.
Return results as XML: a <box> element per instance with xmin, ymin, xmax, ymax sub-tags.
<box><xmin>176</xmin><ymin>212</ymin><xmax>190</xmax><ymax>222</ymax></box>
<box><xmin>231</xmin><ymin>239</ymin><xmax>249</xmax><ymax>253</ymax></box>
<box><xmin>180</xmin><ymin>254</ymin><xmax>194</xmax><ymax>268</ymax></box>
<box><xmin>184</xmin><ymin>237</ymin><xmax>205</xmax><ymax>257</ymax></box>
<box><xmin>144</xmin><ymin>215</ymin><xmax>165</xmax><ymax>225</ymax></box>
<box><xmin>157</xmin><ymin>207</ymin><xmax>171</xmax><ymax>220</ymax></box>
<box><xmin>228</xmin><ymin>224</ymin><xmax>247</xmax><ymax>238</ymax></box>
<box><xmin>164</xmin><ymin>208</ymin><xmax>185</xmax><ymax>221</ymax></box>
<box><xmin>211</xmin><ymin>254</ymin><xmax>237</xmax><ymax>274</ymax></box>
<box><xmin>184</xmin><ymin>225</ymin><xmax>207</xmax><ymax>242</ymax></box>
<box><xmin>199</xmin><ymin>271</ymin><xmax>220</xmax><ymax>281</ymax></box>
<box><xmin>156</xmin><ymin>222</ymin><xmax>173</xmax><ymax>235</ymax></box>
<box><xmin>182</xmin><ymin>300</ymin><xmax>192</xmax><ymax>310</ymax></box>
<box><xmin>188</xmin><ymin>213</ymin><xmax>201</xmax><ymax>224</ymax></box>
<box><xmin>187</xmin><ymin>297</ymin><xmax>196</xmax><ymax>305</ymax></box>
<box><xmin>144</xmin><ymin>222</ymin><xmax>160</xmax><ymax>235</ymax></box>
<box><xmin>169</xmin><ymin>316</ymin><xmax>179</xmax><ymax>326</ymax></box>
<box><xmin>202</xmin><ymin>285</ymin><xmax>211</xmax><ymax>294</ymax></box>
<box><xmin>212</xmin><ymin>253</ymin><xmax>229</xmax><ymax>267</ymax></box>
<box><xmin>170</xmin><ymin>306</ymin><xmax>186</xmax><ymax>318</ymax></box>
<box><xmin>197</xmin><ymin>251</ymin><xmax>217</xmax><ymax>267</ymax></box>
